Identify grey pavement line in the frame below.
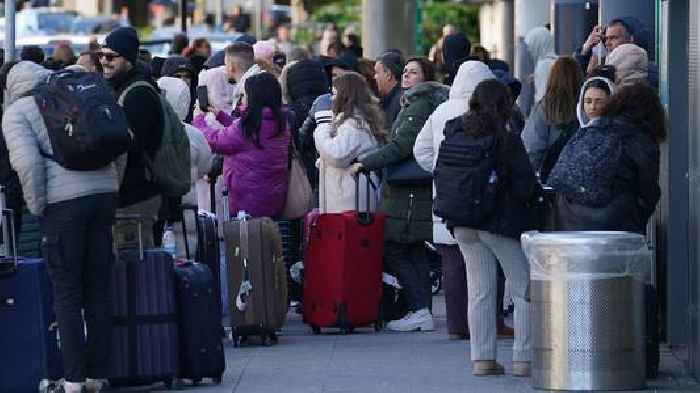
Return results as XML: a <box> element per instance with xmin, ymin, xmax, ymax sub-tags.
<box><xmin>230</xmin><ymin>348</ymin><xmax>255</xmax><ymax>393</ymax></box>
<box><xmin>321</xmin><ymin>334</ymin><xmax>340</xmax><ymax>393</ymax></box>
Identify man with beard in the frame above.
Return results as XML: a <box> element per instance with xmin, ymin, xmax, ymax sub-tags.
<box><xmin>100</xmin><ymin>27</ymin><xmax>164</xmax><ymax>248</ymax></box>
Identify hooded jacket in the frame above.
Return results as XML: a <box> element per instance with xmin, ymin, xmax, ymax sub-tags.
<box><xmin>360</xmin><ymin>81</ymin><xmax>449</xmax><ymax>243</ymax></box>
<box><xmin>192</xmin><ymin>108</ymin><xmax>290</xmax><ymax>218</ymax></box>
<box><xmin>525</xmin><ymin>27</ymin><xmax>557</xmax><ymax>106</ymax></box>
<box><xmin>576</xmin><ymin>77</ymin><xmax>616</xmax><ymax>128</ymax></box>
<box><xmin>413</xmin><ymin>61</ymin><xmax>495</xmax><ymax>244</ymax></box>
<box><xmin>2</xmin><ymin>61</ymin><xmax>119</xmax><ymax>216</ymax></box>
<box><xmin>605</xmin><ymin>44</ymin><xmax>649</xmax><ymax>87</ymax></box>
<box><xmin>158</xmin><ymin>77</ymin><xmax>213</xmax><ymax>257</ymax></box>
<box><xmin>315</xmin><ymin>114</ymin><xmax>381</xmax><ymax>214</ymax></box>
<box><xmin>196</xmin><ymin>65</ymin><xmax>235</xmax><ymax>116</ymax></box>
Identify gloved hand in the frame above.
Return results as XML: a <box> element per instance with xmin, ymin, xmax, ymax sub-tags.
<box><xmin>314</xmin><ymin>110</ymin><xmax>333</xmax><ymax>125</ymax></box>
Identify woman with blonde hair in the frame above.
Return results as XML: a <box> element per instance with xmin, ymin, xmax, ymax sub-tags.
<box><xmin>313</xmin><ymin>72</ymin><xmax>384</xmax><ymax>213</ymax></box>
<box><xmin>521</xmin><ymin>56</ymin><xmax>583</xmax><ymax>181</ymax></box>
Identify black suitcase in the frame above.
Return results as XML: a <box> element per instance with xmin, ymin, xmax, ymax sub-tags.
<box><xmin>109</xmin><ymin>214</ymin><xmax>179</xmax><ymax>389</ymax></box>
<box><xmin>173</xmin><ymin>262</ymin><xmax>226</xmax><ymax>384</ymax></box>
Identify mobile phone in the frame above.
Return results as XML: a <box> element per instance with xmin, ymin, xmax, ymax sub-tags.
<box><xmin>197</xmin><ymin>85</ymin><xmax>209</xmax><ymax>112</ymax></box>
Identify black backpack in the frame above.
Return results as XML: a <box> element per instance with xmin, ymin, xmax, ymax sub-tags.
<box><xmin>434</xmin><ymin>122</ymin><xmax>500</xmax><ymax>228</ymax></box>
<box><xmin>33</xmin><ymin>70</ymin><xmax>132</xmax><ymax>171</ymax></box>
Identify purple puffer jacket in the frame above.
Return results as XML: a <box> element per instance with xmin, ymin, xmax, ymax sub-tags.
<box><xmin>193</xmin><ymin>108</ymin><xmax>289</xmax><ymax>218</ymax></box>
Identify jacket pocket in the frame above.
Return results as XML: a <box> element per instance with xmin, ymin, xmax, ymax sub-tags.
<box><xmin>41</xmin><ymin>235</ymin><xmax>63</xmax><ymax>268</ymax></box>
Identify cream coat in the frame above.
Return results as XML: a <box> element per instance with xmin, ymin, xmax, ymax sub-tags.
<box><xmin>315</xmin><ymin>115</ymin><xmax>381</xmax><ymax>214</ymax></box>
<box><xmin>413</xmin><ymin>61</ymin><xmax>495</xmax><ymax>244</ymax></box>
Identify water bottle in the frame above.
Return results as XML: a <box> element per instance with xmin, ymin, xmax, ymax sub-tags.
<box><xmin>162</xmin><ymin>225</ymin><xmax>176</xmax><ymax>256</ymax></box>
<box><xmin>488</xmin><ymin>170</ymin><xmax>498</xmax><ymax>184</ymax></box>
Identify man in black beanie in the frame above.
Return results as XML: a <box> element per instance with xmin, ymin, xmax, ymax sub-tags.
<box><xmin>375</xmin><ymin>50</ymin><xmax>405</xmax><ymax>127</ymax></box>
<box><xmin>101</xmin><ymin>27</ymin><xmax>164</xmax><ymax>247</ymax></box>
<box><xmin>442</xmin><ymin>33</ymin><xmax>472</xmax><ymax>86</ymax></box>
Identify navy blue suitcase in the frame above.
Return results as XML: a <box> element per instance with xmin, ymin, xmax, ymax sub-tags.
<box><xmin>109</xmin><ymin>214</ymin><xmax>179</xmax><ymax>389</ymax></box>
<box><xmin>0</xmin><ymin>258</ymin><xmax>64</xmax><ymax>393</ymax></box>
<box><xmin>174</xmin><ymin>262</ymin><xmax>226</xmax><ymax>384</ymax></box>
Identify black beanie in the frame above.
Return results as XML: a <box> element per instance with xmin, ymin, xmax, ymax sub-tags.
<box><xmin>376</xmin><ymin>51</ymin><xmax>405</xmax><ymax>81</ymax></box>
<box><xmin>105</xmin><ymin>27</ymin><xmax>139</xmax><ymax>65</ymax></box>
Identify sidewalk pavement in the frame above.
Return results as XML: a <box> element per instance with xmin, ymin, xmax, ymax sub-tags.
<box><xmin>145</xmin><ymin>295</ymin><xmax>698</xmax><ymax>393</ymax></box>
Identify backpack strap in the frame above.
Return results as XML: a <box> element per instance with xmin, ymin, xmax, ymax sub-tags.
<box><xmin>118</xmin><ymin>81</ymin><xmax>158</xmax><ymax>106</ymax></box>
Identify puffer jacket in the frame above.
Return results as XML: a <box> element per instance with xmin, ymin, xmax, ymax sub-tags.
<box><xmin>525</xmin><ymin>27</ymin><xmax>556</xmax><ymax>106</ymax></box>
<box><xmin>413</xmin><ymin>61</ymin><xmax>494</xmax><ymax>244</ymax></box>
<box><xmin>157</xmin><ymin>77</ymin><xmax>213</xmax><ymax>208</ymax></box>
<box><xmin>360</xmin><ymin>81</ymin><xmax>449</xmax><ymax>243</ymax></box>
<box><xmin>2</xmin><ymin>61</ymin><xmax>119</xmax><ymax>216</ymax></box>
<box><xmin>315</xmin><ymin>114</ymin><xmax>381</xmax><ymax>214</ymax></box>
<box><xmin>298</xmin><ymin>93</ymin><xmax>332</xmax><ymax>190</ymax></box>
<box><xmin>547</xmin><ymin>115</ymin><xmax>660</xmax><ymax>233</ymax></box>
<box><xmin>196</xmin><ymin>66</ymin><xmax>234</xmax><ymax>116</ymax></box>
<box><xmin>193</xmin><ymin>108</ymin><xmax>289</xmax><ymax>218</ymax></box>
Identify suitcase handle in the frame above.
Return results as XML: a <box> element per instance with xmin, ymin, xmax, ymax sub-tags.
<box><xmin>114</xmin><ymin>213</ymin><xmax>145</xmax><ymax>260</ymax></box>
<box><xmin>0</xmin><ymin>185</ymin><xmax>19</xmax><ymax>274</ymax></box>
<box><xmin>354</xmin><ymin>169</ymin><xmax>376</xmax><ymax>226</ymax></box>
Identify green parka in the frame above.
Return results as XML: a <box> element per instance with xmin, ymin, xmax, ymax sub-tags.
<box><xmin>359</xmin><ymin>81</ymin><xmax>449</xmax><ymax>243</ymax></box>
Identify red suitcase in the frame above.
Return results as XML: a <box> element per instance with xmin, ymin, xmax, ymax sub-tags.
<box><xmin>303</xmin><ymin>173</ymin><xmax>384</xmax><ymax>334</ymax></box>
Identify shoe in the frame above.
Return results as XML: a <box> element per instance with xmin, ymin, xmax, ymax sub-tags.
<box><xmin>57</xmin><ymin>382</ymin><xmax>87</xmax><ymax>393</ymax></box>
<box><xmin>512</xmin><ymin>361</ymin><xmax>531</xmax><ymax>377</ymax></box>
<box><xmin>85</xmin><ymin>379</ymin><xmax>108</xmax><ymax>393</ymax></box>
<box><xmin>472</xmin><ymin>360</ymin><xmax>505</xmax><ymax>376</ymax></box>
<box><xmin>386</xmin><ymin>309</ymin><xmax>435</xmax><ymax>332</ymax></box>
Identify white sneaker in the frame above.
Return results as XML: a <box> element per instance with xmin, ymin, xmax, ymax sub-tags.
<box><xmin>386</xmin><ymin>308</ymin><xmax>435</xmax><ymax>332</ymax></box>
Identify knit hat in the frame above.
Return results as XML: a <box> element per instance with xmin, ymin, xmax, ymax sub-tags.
<box><xmin>105</xmin><ymin>27</ymin><xmax>139</xmax><ymax>65</ymax></box>
<box><xmin>376</xmin><ymin>51</ymin><xmax>404</xmax><ymax>80</ymax></box>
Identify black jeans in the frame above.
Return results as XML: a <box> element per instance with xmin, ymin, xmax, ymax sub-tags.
<box><xmin>384</xmin><ymin>241</ymin><xmax>432</xmax><ymax>312</ymax></box>
<box><xmin>41</xmin><ymin>193</ymin><xmax>117</xmax><ymax>383</ymax></box>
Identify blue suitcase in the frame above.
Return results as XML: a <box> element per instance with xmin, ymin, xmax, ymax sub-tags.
<box><xmin>108</xmin><ymin>215</ymin><xmax>179</xmax><ymax>389</ymax></box>
<box><xmin>0</xmin><ymin>258</ymin><xmax>63</xmax><ymax>393</ymax></box>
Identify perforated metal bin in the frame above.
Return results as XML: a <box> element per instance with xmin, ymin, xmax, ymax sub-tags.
<box><xmin>521</xmin><ymin>231</ymin><xmax>650</xmax><ymax>391</ymax></box>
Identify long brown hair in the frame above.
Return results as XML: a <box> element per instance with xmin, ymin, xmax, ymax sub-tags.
<box><xmin>332</xmin><ymin>72</ymin><xmax>386</xmax><ymax>143</ymax></box>
<box><xmin>541</xmin><ymin>56</ymin><xmax>583</xmax><ymax>125</ymax></box>
<box><xmin>601</xmin><ymin>83</ymin><xmax>667</xmax><ymax>143</ymax></box>
<box><xmin>463</xmin><ymin>79</ymin><xmax>513</xmax><ymax>137</ymax></box>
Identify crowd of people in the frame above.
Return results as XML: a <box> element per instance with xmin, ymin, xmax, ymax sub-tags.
<box><xmin>0</xmin><ymin>14</ymin><xmax>665</xmax><ymax>391</ymax></box>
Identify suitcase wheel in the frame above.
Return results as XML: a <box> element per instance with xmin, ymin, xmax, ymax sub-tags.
<box><xmin>311</xmin><ymin>325</ymin><xmax>321</xmax><ymax>335</ymax></box>
<box><xmin>262</xmin><ymin>333</ymin><xmax>278</xmax><ymax>346</ymax></box>
<box><xmin>164</xmin><ymin>377</ymin><xmax>181</xmax><ymax>390</ymax></box>
<box><xmin>374</xmin><ymin>322</ymin><xmax>382</xmax><ymax>332</ymax></box>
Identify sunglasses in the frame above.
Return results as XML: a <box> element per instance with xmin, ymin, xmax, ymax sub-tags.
<box><xmin>99</xmin><ymin>52</ymin><xmax>122</xmax><ymax>61</ymax></box>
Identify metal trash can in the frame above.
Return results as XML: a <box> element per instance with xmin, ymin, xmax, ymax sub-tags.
<box><xmin>521</xmin><ymin>231</ymin><xmax>650</xmax><ymax>391</ymax></box>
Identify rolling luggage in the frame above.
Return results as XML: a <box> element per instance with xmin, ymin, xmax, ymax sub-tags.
<box><xmin>222</xmin><ymin>192</ymin><xmax>288</xmax><ymax>346</ymax></box>
<box><xmin>0</xmin><ymin>194</ymin><xmax>63</xmax><ymax>393</ymax></box>
<box><xmin>108</xmin><ymin>214</ymin><xmax>179</xmax><ymax>389</ymax></box>
<box><xmin>173</xmin><ymin>208</ymin><xmax>225</xmax><ymax>384</ymax></box>
<box><xmin>182</xmin><ymin>203</ymin><xmax>223</xmax><ymax>323</ymax></box>
<box><xmin>303</xmin><ymin>173</ymin><xmax>385</xmax><ymax>334</ymax></box>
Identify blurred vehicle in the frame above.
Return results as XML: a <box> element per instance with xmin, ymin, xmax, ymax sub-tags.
<box><xmin>16</xmin><ymin>7</ymin><xmax>78</xmax><ymax>38</ymax></box>
<box><xmin>71</xmin><ymin>16</ymin><xmax>121</xmax><ymax>35</ymax></box>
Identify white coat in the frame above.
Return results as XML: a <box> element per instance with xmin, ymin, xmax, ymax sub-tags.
<box><xmin>525</xmin><ymin>27</ymin><xmax>557</xmax><ymax>106</ymax></box>
<box><xmin>413</xmin><ymin>61</ymin><xmax>495</xmax><ymax>244</ymax></box>
<box><xmin>315</xmin><ymin>114</ymin><xmax>381</xmax><ymax>214</ymax></box>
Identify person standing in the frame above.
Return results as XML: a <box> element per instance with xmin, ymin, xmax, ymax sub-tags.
<box><xmin>374</xmin><ymin>51</ymin><xmax>405</xmax><ymax>127</ymax></box>
<box><xmin>414</xmin><ymin>61</ymin><xmax>495</xmax><ymax>339</ymax></box>
<box><xmin>314</xmin><ymin>73</ymin><xmax>384</xmax><ymax>214</ymax></box>
<box><xmin>438</xmin><ymin>79</ymin><xmax>536</xmax><ymax>377</ymax></box>
<box><xmin>354</xmin><ymin>57</ymin><xmax>448</xmax><ymax>332</ymax></box>
<box><xmin>3</xmin><ymin>61</ymin><xmax>120</xmax><ymax>393</ymax></box>
<box><xmin>100</xmin><ymin>27</ymin><xmax>164</xmax><ymax>248</ymax></box>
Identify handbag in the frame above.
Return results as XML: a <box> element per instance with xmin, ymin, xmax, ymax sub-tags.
<box><xmin>281</xmin><ymin>146</ymin><xmax>313</xmax><ymax>219</ymax></box>
<box><xmin>384</xmin><ymin>157</ymin><xmax>432</xmax><ymax>187</ymax></box>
